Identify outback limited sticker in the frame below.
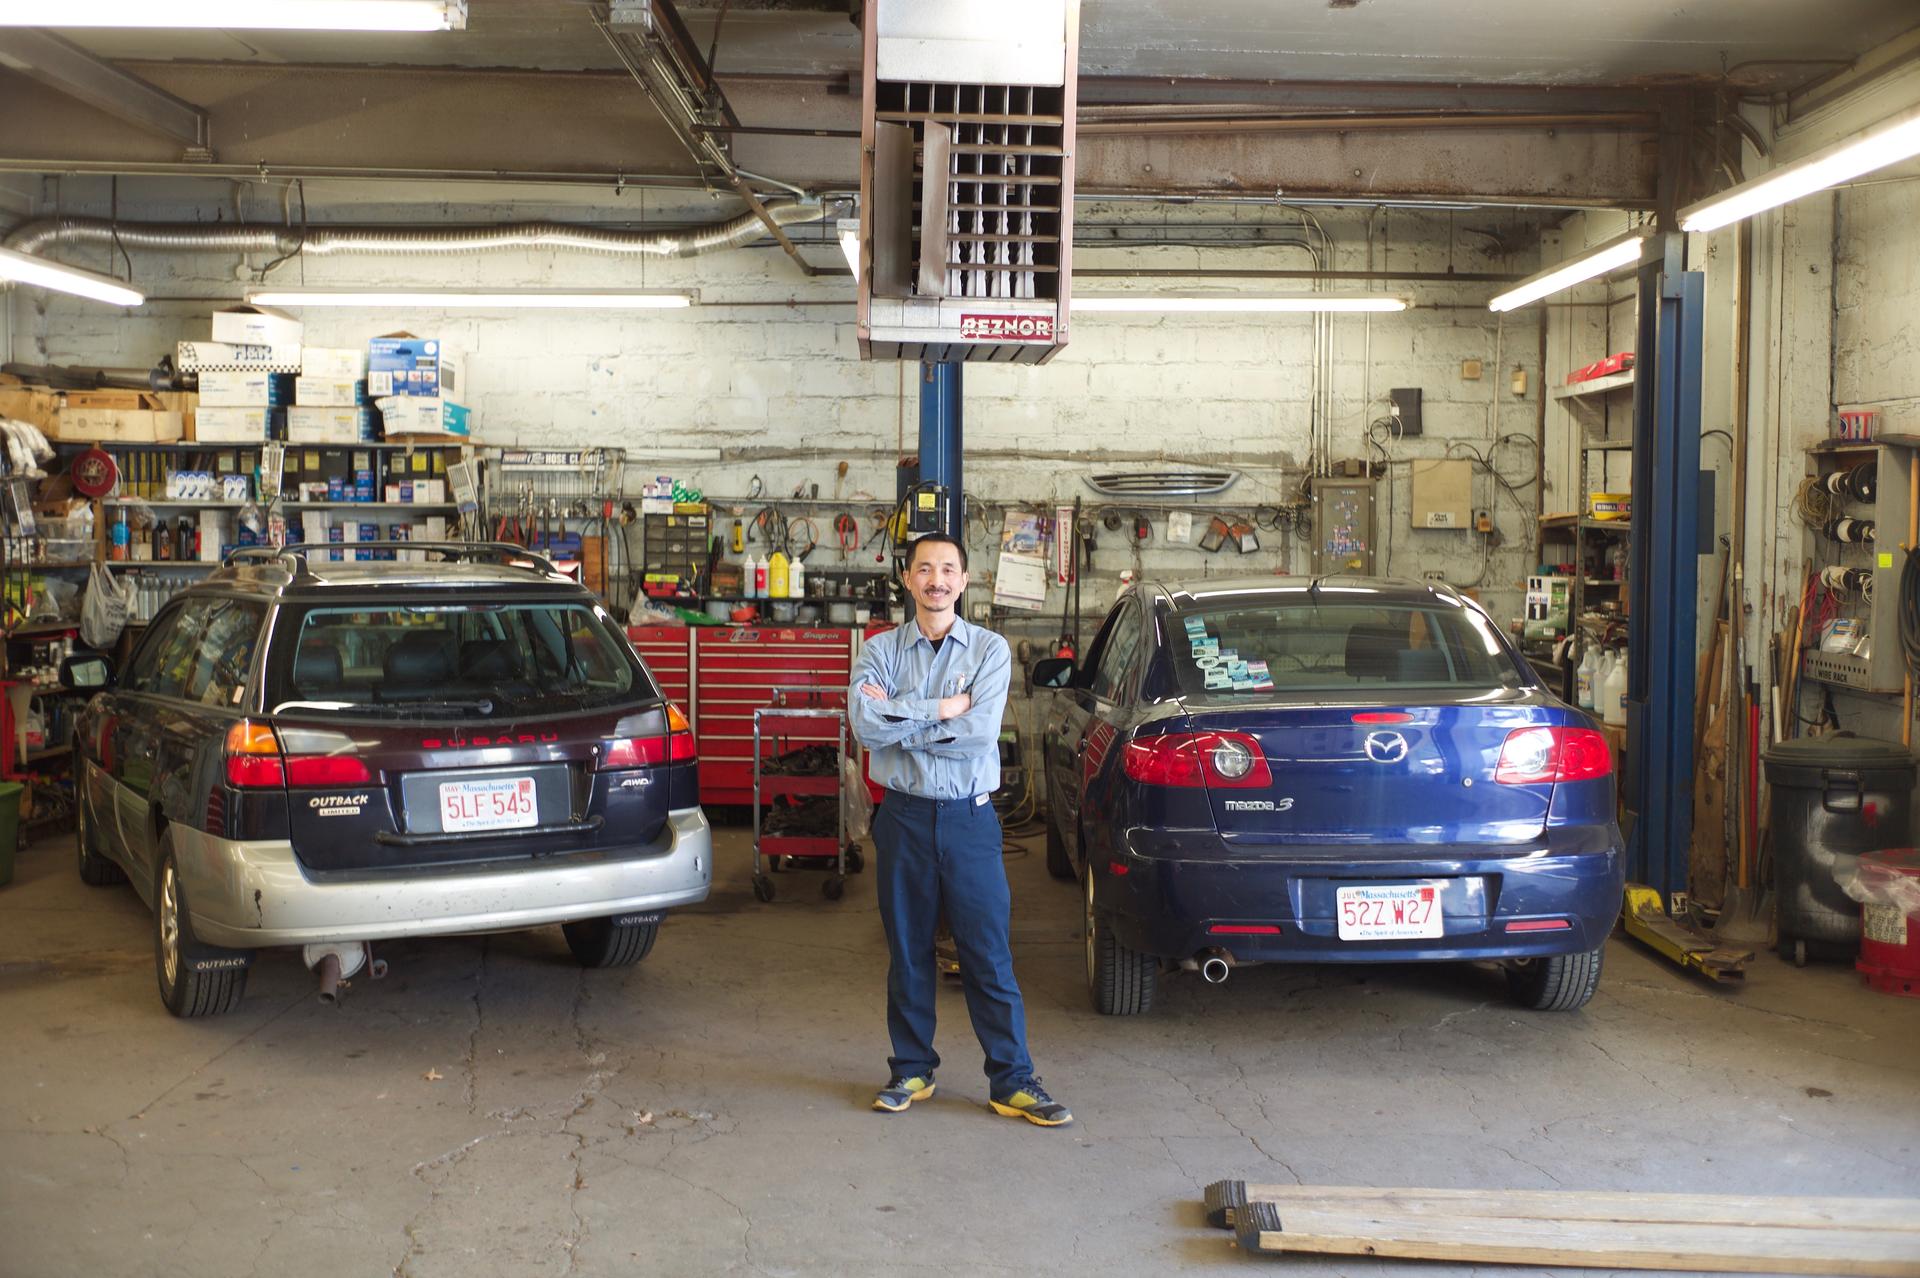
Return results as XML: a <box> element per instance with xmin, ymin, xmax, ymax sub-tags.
<box><xmin>310</xmin><ymin>794</ymin><xmax>370</xmax><ymax>817</ymax></box>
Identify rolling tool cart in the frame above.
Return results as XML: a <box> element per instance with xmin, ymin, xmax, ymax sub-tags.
<box><xmin>751</xmin><ymin>687</ymin><xmax>864</xmax><ymax>902</ymax></box>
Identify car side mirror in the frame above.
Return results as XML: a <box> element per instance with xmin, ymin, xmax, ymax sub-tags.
<box><xmin>1031</xmin><ymin>656</ymin><xmax>1076</xmax><ymax>689</ymax></box>
<box><xmin>60</xmin><ymin>653</ymin><xmax>114</xmax><ymax>691</ymax></box>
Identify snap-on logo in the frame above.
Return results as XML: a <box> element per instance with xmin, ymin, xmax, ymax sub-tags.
<box><xmin>421</xmin><ymin>733</ymin><xmax>558</xmax><ymax>748</ymax></box>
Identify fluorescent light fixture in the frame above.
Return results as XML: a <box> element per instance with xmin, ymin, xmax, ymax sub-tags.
<box><xmin>837</xmin><ymin>217</ymin><xmax>860</xmax><ymax>282</ymax></box>
<box><xmin>0</xmin><ymin>0</ymin><xmax>466</xmax><ymax>29</ymax></box>
<box><xmin>1073</xmin><ymin>295</ymin><xmax>1408</xmax><ymax>313</ymax></box>
<box><xmin>0</xmin><ymin>245</ymin><xmax>142</xmax><ymax>307</ymax></box>
<box><xmin>1487</xmin><ymin>230</ymin><xmax>1649</xmax><ymax>312</ymax></box>
<box><xmin>246</xmin><ymin>289</ymin><xmax>691</xmax><ymax>309</ymax></box>
<box><xmin>1679</xmin><ymin>103</ymin><xmax>1920</xmax><ymax>233</ymax></box>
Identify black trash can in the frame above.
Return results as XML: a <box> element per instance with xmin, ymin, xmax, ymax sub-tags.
<box><xmin>1763</xmin><ymin>732</ymin><xmax>1919</xmax><ymax>963</ymax></box>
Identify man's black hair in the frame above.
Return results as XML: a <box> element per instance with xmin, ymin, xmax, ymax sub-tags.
<box><xmin>905</xmin><ymin>532</ymin><xmax>968</xmax><ymax>572</ymax></box>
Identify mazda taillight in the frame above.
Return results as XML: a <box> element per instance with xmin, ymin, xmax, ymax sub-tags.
<box><xmin>597</xmin><ymin>704</ymin><xmax>697</xmax><ymax>770</ymax></box>
<box><xmin>1122</xmin><ymin>731</ymin><xmax>1272</xmax><ymax>788</ymax></box>
<box><xmin>1494</xmin><ymin>726</ymin><xmax>1612</xmax><ymax>785</ymax></box>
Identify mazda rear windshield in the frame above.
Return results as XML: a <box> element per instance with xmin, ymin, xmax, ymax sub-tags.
<box><xmin>265</xmin><ymin>601</ymin><xmax>654</xmax><ymax>719</ymax></box>
<box><xmin>1167</xmin><ymin>597</ymin><xmax>1523</xmax><ymax>697</ymax></box>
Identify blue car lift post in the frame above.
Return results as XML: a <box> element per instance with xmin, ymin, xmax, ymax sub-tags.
<box><xmin>918</xmin><ymin>361</ymin><xmax>965</xmax><ymax>537</ymax></box>
<box><xmin>1620</xmin><ymin>237</ymin><xmax>1751</xmax><ymax>982</ymax></box>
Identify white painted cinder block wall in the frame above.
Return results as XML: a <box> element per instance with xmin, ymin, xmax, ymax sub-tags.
<box><xmin>7</xmin><ymin>186</ymin><xmax>1548</xmax><ymax>630</ymax></box>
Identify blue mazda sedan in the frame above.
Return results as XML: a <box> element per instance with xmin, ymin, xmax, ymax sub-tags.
<box><xmin>1033</xmin><ymin>576</ymin><xmax>1623</xmax><ymax>1015</ymax></box>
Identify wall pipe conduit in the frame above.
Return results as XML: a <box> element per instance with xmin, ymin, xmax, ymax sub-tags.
<box><xmin>2</xmin><ymin>199</ymin><xmax>826</xmax><ymax>260</ymax></box>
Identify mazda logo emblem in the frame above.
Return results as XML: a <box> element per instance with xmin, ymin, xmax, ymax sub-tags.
<box><xmin>1364</xmin><ymin>731</ymin><xmax>1409</xmax><ymax>764</ymax></box>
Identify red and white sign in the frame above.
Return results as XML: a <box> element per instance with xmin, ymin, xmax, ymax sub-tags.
<box><xmin>960</xmin><ymin>313</ymin><xmax>1055</xmax><ymax>343</ymax></box>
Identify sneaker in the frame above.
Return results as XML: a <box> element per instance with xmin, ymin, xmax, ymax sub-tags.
<box><xmin>989</xmin><ymin>1082</ymin><xmax>1073</xmax><ymax>1127</ymax></box>
<box><xmin>872</xmin><ymin>1075</ymin><xmax>935</xmax><ymax>1113</ymax></box>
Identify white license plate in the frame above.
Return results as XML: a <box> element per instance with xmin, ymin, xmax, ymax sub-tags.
<box><xmin>438</xmin><ymin>777</ymin><xmax>539</xmax><ymax>833</ymax></box>
<box><xmin>1337</xmin><ymin>883</ymin><xmax>1444</xmax><ymax>941</ymax></box>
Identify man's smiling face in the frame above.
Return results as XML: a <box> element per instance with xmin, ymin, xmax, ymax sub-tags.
<box><xmin>904</xmin><ymin>538</ymin><xmax>968</xmax><ymax>619</ymax></box>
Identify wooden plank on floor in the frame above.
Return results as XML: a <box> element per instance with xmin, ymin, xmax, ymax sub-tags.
<box><xmin>1231</xmin><ymin>1200</ymin><xmax>1920</xmax><ymax>1276</ymax></box>
<box><xmin>1206</xmin><ymin>1181</ymin><xmax>1920</xmax><ymax>1233</ymax></box>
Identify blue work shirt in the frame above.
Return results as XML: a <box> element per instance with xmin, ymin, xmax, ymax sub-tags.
<box><xmin>849</xmin><ymin>615</ymin><xmax>1011</xmax><ymax>801</ymax></box>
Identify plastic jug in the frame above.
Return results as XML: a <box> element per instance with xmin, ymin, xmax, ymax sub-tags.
<box><xmin>749</xmin><ymin>554</ymin><xmax>767</xmax><ymax>599</ymax></box>
<box><xmin>1575</xmin><ymin>645</ymin><xmax>1597</xmax><ymax>711</ymax></box>
<box><xmin>768</xmin><ymin>550</ymin><xmax>790</xmax><ymax>599</ymax></box>
<box><xmin>788</xmin><ymin>555</ymin><xmax>806</xmax><ymax>601</ymax></box>
<box><xmin>1602</xmin><ymin>652</ymin><xmax>1628</xmax><ymax>727</ymax></box>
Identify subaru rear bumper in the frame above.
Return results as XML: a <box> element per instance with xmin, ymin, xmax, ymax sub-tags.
<box><xmin>176</xmin><ymin>806</ymin><xmax>713</xmax><ymax>949</ymax></box>
<box><xmin>1101</xmin><ymin>828</ymin><xmax>1623</xmax><ymax>963</ymax></box>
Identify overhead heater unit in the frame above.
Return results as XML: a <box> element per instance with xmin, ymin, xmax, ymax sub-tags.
<box><xmin>856</xmin><ymin>0</ymin><xmax>1079</xmax><ymax>363</ymax></box>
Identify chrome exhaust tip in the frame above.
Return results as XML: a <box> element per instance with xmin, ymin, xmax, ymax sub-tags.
<box><xmin>1200</xmin><ymin>956</ymin><xmax>1231</xmax><ymax>985</ymax></box>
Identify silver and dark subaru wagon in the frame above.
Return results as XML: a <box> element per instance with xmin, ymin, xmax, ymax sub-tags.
<box><xmin>63</xmin><ymin>542</ymin><xmax>711</xmax><ymax>1017</ymax></box>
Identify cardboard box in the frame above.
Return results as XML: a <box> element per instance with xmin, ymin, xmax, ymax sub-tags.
<box><xmin>198</xmin><ymin>371</ymin><xmax>293</xmax><ymax>408</ymax></box>
<box><xmin>376</xmin><ymin>396</ymin><xmax>469</xmax><ymax>438</ymax></box>
<box><xmin>57</xmin><ymin>391</ymin><xmax>186</xmax><ymax>443</ymax></box>
<box><xmin>294</xmin><ymin>378</ymin><xmax>365</xmax><ymax>408</ymax></box>
<box><xmin>212</xmin><ymin>305</ymin><xmax>304</xmax><ymax>348</ymax></box>
<box><xmin>176</xmin><ymin>340</ymin><xmax>301</xmax><ymax>374</ymax></box>
<box><xmin>287</xmin><ymin>406</ymin><xmax>374</xmax><ymax>445</ymax></box>
<box><xmin>300</xmin><ymin>346</ymin><xmax>365</xmax><ymax>380</ymax></box>
<box><xmin>192</xmin><ymin>406</ymin><xmax>282</xmax><ymax>443</ymax></box>
<box><xmin>0</xmin><ymin>383</ymin><xmax>64</xmax><ymax>433</ymax></box>
<box><xmin>1410</xmin><ymin>458</ymin><xmax>1472</xmax><ymax>530</ymax></box>
<box><xmin>367</xmin><ymin>333</ymin><xmax>459</xmax><ymax>399</ymax></box>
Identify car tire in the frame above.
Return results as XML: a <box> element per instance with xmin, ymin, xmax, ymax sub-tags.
<box><xmin>1506</xmin><ymin>943</ymin><xmax>1604</xmax><ymax>1012</ymax></box>
<box><xmin>153</xmin><ymin>838</ymin><xmax>250</xmax><ymax>1018</ymax></box>
<box><xmin>1044</xmin><ymin>810</ymin><xmax>1074</xmax><ymax>881</ymax></box>
<box><xmin>76</xmin><ymin>790</ymin><xmax>125</xmax><ymax>887</ymax></box>
<box><xmin>1084</xmin><ymin>864</ymin><xmax>1156</xmax><ymax>1016</ymax></box>
<box><xmin>563</xmin><ymin>915</ymin><xmax>660</xmax><ymax>968</ymax></box>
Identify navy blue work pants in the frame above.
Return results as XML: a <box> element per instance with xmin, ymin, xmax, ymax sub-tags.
<box><xmin>873</xmin><ymin>791</ymin><xmax>1034</xmax><ymax>1096</ymax></box>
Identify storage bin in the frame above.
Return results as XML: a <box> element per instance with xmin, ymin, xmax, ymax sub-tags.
<box><xmin>1763</xmin><ymin>733</ymin><xmax>1919</xmax><ymax>962</ymax></box>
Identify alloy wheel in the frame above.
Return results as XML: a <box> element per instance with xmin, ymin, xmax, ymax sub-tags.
<box><xmin>159</xmin><ymin>864</ymin><xmax>180</xmax><ymax>989</ymax></box>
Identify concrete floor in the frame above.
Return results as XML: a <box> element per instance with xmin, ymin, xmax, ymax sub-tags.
<box><xmin>2</xmin><ymin>822</ymin><xmax>1916</xmax><ymax>1278</ymax></box>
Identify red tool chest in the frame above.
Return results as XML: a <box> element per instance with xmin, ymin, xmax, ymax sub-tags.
<box><xmin>627</xmin><ymin>625</ymin><xmax>887</xmax><ymax>805</ymax></box>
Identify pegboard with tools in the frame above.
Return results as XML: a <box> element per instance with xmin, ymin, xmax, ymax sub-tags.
<box><xmin>483</xmin><ymin>447</ymin><xmax>627</xmax><ymax>606</ymax></box>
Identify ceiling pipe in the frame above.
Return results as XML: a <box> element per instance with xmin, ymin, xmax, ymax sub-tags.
<box><xmin>1</xmin><ymin>199</ymin><xmax>829</xmax><ymax>260</ymax></box>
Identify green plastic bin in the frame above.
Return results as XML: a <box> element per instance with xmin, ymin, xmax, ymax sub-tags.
<box><xmin>0</xmin><ymin>781</ymin><xmax>21</xmax><ymax>887</ymax></box>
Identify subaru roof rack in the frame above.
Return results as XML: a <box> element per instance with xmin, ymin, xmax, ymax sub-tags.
<box><xmin>222</xmin><ymin>541</ymin><xmax>561</xmax><ymax>577</ymax></box>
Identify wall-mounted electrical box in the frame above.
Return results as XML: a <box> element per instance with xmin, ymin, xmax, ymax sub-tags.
<box><xmin>1389</xmin><ymin>386</ymin><xmax>1423</xmax><ymax>436</ymax></box>
<box><xmin>1801</xmin><ymin>436</ymin><xmax>1917</xmax><ymax>695</ymax></box>
<box><xmin>1312</xmin><ymin>476</ymin><xmax>1376</xmax><ymax>575</ymax></box>
<box><xmin>856</xmin><ymin>0</ymin><xmax>1080</xmax><ymax>364</ymax></box>
<box><xmin>1409</xmin><ymin>458</ymin><xmax>1471</xmax><ymax>530</ymax></box>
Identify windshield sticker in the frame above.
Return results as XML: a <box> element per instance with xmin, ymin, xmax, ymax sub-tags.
<box><xmin>1203</xmin><ymin>670</ymin><xmax>1232</xmax><ymax>689</ymax></box>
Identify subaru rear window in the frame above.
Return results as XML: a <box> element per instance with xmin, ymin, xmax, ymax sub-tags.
<box><xmin>1168</xmin><ymin>598</ymin><xmax>1522</xmax><ymax>697</ymax></box>
<box><xmin>266</xmin><ymin>601</ymin><xmax>654</xmax><ymax>719</ymax></box>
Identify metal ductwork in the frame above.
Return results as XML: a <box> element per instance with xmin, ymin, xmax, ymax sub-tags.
<box><xmin>2</xmin><ymin>199</ymin><xmax>827</xmax><ymax>261</ymax></box>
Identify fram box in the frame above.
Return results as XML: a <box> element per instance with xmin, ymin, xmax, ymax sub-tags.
<box><xmin>367</xmin><ymin>333</ymin><xmax>460</xmax><ymax>399</ymax></box>
<box><xmin>300</xmin><ymin>346</ymin><xmax>365</xmax><ymax>381</ymax></box>
<box><xmin>286</xmin><ymin>406</ymin><xmax>375</xmax><ymax>445</ymax></box>
<box><xmin>211</xmin><ymin>305</ymin><xmax>304</xmax><ymax>349</ymax></box>
<box><xmin>196</xmin><ymin>371</ymin><xmax>294</xmax><ymax>408</ymax></box>
<box><xmin>293</xmin><ymin>378</ymin><xmax>366</xmax><ymax>408</ymax></box>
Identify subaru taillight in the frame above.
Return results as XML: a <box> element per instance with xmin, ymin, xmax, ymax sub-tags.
<box><xmin>227</xmin><ymin>721</ymin><xmax>374</xmax><ymax>787</ymax></box>
<box><xmin>1494</xmin><ymin>726</ymin><xmax>1612</xmax><ymax>785</ymax></box>
<box><xmin>597</xmin><ymin>704</ymin><xmax>697</xmax><ymax>770</ymax></box>
<box><xmin>224</xmin><ymin>720</ymin><xmax>285</xmax><ymax>788</ymax></box>
<box><xmin>1122</xmin><ymin>731</ymin><xmax>1272</xmax><ymax>788</ymax></box>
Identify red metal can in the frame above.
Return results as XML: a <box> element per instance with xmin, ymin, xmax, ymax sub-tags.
<box><xmin>1856</xmin><ymin>848</ymin><xmax>1920</xmax><ymax>998</ymax></box>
